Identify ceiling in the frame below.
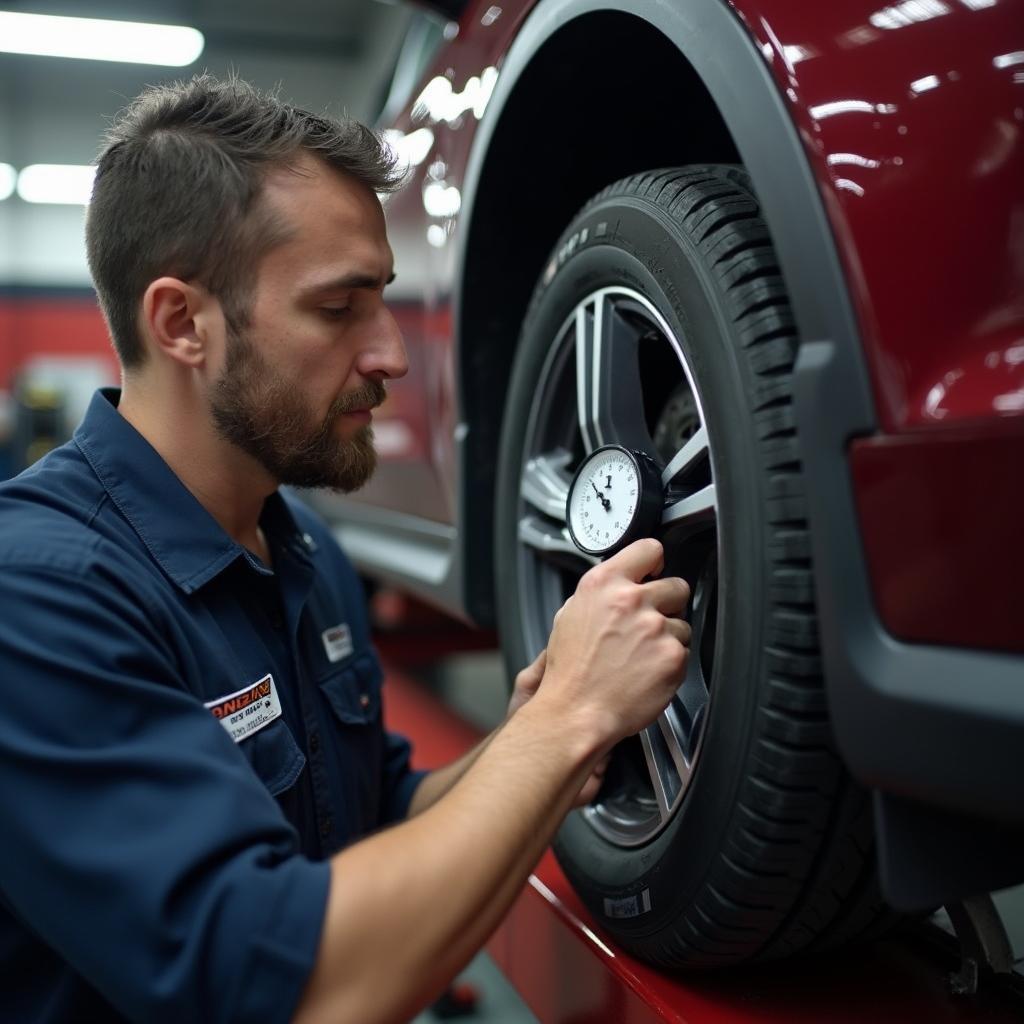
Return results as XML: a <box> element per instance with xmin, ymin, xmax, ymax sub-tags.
<box><xmin>0</xmin><ymin>0</ymin><xmax>419</xmax><ymax>161</ymax></box>
<box><xmin>0</xmin><ymin>0</ymin><xmax>428</xmax><ymax>285</ymax></box>
<box><xmin>1</xmin><ymin>0</ymin><xmax>408</xmax><ymax>63</ymax></box>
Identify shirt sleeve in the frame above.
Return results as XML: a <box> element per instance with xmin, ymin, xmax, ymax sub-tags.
<box><xmin>379</xmin><ymin>724</ymin><xmax>429</xmax><ymax>824</ymax></box>
<box><xmin>0</xmin><ymin>547</ymin><xmax>330</xmax><ymax>1024</ymax></box>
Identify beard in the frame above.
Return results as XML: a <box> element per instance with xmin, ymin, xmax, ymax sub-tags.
<box><xmin>209</xmin><ymin>325</ymin><xmax>385</xmax><ymax>492</ymax></box>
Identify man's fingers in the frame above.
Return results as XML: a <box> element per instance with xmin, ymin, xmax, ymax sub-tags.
<box><xmin>665</xmin><ymin>617</ymin><xmax>692</xmax><ymax>648</ymax></box>
<box><xmin>602</xmin><ymin>538</ymin><xmax>664</xmax><ymax>583</ymax></box>
<box><xmin>641</xmin><ymin>576</ymin><xmax>691</xmax><ymax>615</ymax></box>
<box><xmin>574</xmin><ymin>754</ymin><xmax>613</xmax><ymax>808</ymax></box>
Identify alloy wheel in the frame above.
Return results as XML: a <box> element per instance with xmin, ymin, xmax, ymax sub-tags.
<box><xmin>515</xmin><ymin>286</ymin><xmax>720</xmax><ymax>847</ymax></box>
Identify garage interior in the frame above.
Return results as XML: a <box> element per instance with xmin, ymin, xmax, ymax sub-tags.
<box><xmin>1</xmin><ymin>1</ymin><xmax>1022</xmax><ymax>1021</ymax></box>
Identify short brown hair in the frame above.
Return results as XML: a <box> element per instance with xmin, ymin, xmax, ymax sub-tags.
<box><xmin>86</xmin><ymin>73</ymin><xmax>404</xmax><ymax>368</ymax></box>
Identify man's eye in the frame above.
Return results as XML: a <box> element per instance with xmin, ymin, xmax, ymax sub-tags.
<box><xmin>320</xmin><ymin>307</ymin><xmax>350</xmax><ymax>319</ymax></box>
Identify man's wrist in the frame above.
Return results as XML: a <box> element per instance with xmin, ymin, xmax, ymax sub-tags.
<box><xmin>510</xmin><ymin>682</ymin><xmax>611</xmax><ymax>770</ymax></box>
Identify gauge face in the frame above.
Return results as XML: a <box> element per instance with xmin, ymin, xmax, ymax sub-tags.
<box><xmin>567</xmin><ymin>446</ymin><xmax>642</xmax><ymax>555</ymax></box>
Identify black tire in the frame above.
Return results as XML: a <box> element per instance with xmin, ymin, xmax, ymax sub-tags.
<box><xmin>494</xmin><ymin>166</ymin><xmax>896</xmax><ymax>967</ymax></box>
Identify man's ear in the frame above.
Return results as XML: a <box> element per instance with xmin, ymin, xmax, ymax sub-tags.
<box><xmin>142</xmin><ymin>277</ymin><xmax>221</xmax><ymax>369</ymax></box>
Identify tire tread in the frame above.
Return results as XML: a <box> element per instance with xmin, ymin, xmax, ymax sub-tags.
<box><xmin>521</xmin><ymin>165</ymin><xmax>897</xmax><ymax>969</ymax></box>
<box><xmin>615</xmin><ymin>167</ymin><xmax>894</xmax><ymax>965</ymax></box>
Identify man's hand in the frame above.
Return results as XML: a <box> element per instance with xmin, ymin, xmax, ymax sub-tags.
<box><xmin>506</xmin><ymin>647</ymin><xmax>546</xmax><ymax>720</ymax></box>
<box><xmin>537</xmin><ymin>538</ymin><xmax>691</xmax><ymax>753</ymax></box>
<box><xmin>507</xmin><ymin>648</ymin><xmax>609</xmax><ymax>807</ymax></box>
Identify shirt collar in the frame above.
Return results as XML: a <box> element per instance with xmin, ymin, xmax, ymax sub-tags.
<box><xmin>74</xmin><ymin>388</ymin><xmax>305</xmax><ymax>594</ymax></box>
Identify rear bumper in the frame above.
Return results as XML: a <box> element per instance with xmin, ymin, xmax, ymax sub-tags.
<box><xmin>795</xmin><ymin>339</ymin><xmax>1024</xmax><ymax>906</ymax></box>
<box><xmin>849</xmin><ymin>420</ymin><xmax>1024</xmax><ymax>654</ymax></box>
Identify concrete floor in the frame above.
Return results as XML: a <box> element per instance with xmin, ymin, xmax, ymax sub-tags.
<box><xmin>412</xmin><ymin>952</ymin><xmax>538</xmax><ymax>1024</ymax></box>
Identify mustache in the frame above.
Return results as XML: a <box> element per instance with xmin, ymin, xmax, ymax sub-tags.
<box><xmin>331</xmin><ymin>379</ymin><xmax>388</xmax><ymax>415</ymax></box>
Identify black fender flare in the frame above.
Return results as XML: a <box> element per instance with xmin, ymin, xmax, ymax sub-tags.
<box><xmin>453</xmin><ymin>0</ymin><xmax>875</xmax><ymax>435</ymax></box>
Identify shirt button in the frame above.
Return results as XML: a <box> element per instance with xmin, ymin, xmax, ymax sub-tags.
<box><xmin>319</xmin><ymin>817</ymin><xmax>332</xmax><ymax>838</ymax></box>
<box><xmin>308</xmin><ymin>732</ymin><xmax>320</xmax><ymax>753</ymax></box>
<box><xmin>359</xmin><ymin>694</ymin><xmax>371</xmax><ymax>709</ymax></box>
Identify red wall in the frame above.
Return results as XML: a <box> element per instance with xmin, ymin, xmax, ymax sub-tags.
<box><xmin>0</xmin><ymin>295</ymin><xmax>118</xmax><ymax>390</ymax></box>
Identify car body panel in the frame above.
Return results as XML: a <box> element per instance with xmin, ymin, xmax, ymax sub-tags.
<box><xmin>851</xmin><ymin>422</ymin><xmax>1024</xmax><ymax>654</ymax></box>
<box><xmin>737</xmin><ymin>0</ymin><xmax>1024</xmax><ymax>434</ymax></box>
<box><xmin>326</xmin><ymin>0</ymin><xmax>1024</xmax><ymax>901</ymax></box>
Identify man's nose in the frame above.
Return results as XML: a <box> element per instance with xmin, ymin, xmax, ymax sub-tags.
<box><xmin>359</xmin><ymin>305</ymin><xmax>408</xmax><ymax>381</ymax></box>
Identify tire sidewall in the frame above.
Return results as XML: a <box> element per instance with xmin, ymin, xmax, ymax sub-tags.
<box><xmin>495</xmin><ymin>191</ymin><xmax>772</xmax><ymax>941</ymax></box>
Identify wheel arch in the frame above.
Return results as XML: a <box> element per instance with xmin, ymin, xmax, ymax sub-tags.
<box><xmin>452</xmin><ymin>0</ymin><xmax>873</xmax><ymax>626</ymax></box>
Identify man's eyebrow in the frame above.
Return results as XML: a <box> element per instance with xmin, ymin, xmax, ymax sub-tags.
<box><xmin>300</xmin><ymin>270</ymin><xmax>396</xmax><ymax>297</ymax></box>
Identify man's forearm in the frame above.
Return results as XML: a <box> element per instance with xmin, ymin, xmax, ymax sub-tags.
<box><xmin>406</xmin><ymin>729</ymin><xmax>499</xmax><ymax>817</ymax></box>
<box><xmin>293</xmin><ymin>696</ymin><xmax>602</xmax><ymax>1024</ymax></box>
<box><xmin>294</xmin><ymin>539</ymin><xmax>690</xmax><ymax>1024</ymax></box>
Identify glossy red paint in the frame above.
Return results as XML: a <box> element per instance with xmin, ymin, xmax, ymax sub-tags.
<box><xmin>377</xmin><ymin>0</ymin><xmax>1024</xmax><ymax>666</ymax></box>
<box><xmin>382</xmin><ymin>657</ymin><xmax>1024</xmax><ymax>1022</ymax></box>
<box><xmin>372</xmin><ymin>0</ymin><xmax>1023</xmax><ymax>560</ymax></box>
<box><xmin>850</xmin><ymin>419</ymin><xmax>1024</xmax><ymax>653</ymax></box>
<box><xmin>365</xmin><ymin>0</ymin><xmax>530</xmax><ymax>519</ymax></box>
<box><xmin>403</xmin><ymin>0</ymin><xmax>1024</xmax><ymax>437</ymax></box>
<box><xmin>736</xmin><ymin>0</ymin><xmax>1024</xmax><ymax>434</ymax></box>
<box><xmin>497</xmin><ymin>852</ymin><xmax>1024</xmax><ymax>1024</ymax></box>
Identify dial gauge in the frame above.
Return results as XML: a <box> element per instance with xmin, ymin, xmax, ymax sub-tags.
<box><xmin>566</xmin><ymin>445</ymin><xmax>663</xmax><ymax>557</ymax></box>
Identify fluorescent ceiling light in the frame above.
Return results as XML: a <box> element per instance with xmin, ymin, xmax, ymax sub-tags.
<box><xmin>782</xmin><ymin>45</ymin><xmax>815</xmax><ymax>65</ymax></box>
<box><xmin>18</xmin><ymin>164</ymin><xmax>97</xmax><ymax>205</ymax></box>
<box><xmin>413</xmin><ymin>67</ymin><xmax>499</xmax><ymax>124</ymax></box>
<box><xmin>382</xmin><ymin>128</ymin><xmax>435</xmax><ymax>170</ymax></box>
<box><xmin>0</xmin><ymin>11</ymin><xmax>204</xmax><ymax>66</ymax></box>
<box><xmin>870</xmin><ymin>0</ymin><xmax>951</xmax><ymax>29</ymax></box>
<box><xmin>0</xmin><ymin>163</ymin><xmax>15</xmax><ymax>202</ymax></box>
<box><xmin>422</xmin><ymin>181</ymin><xmax>461</xmax><ymax>218</ymax></box>
<box><xmin>910</xmin><ymin>74</ymin><xmax>941</xmax><ymax>93</ymax></box>
<box><xmin>810</xmin><ymin>99</ymin><xmax>877</xmax><ymax>118</ymax></box>
<box><xmin>828</xmin><ymin>153</ymin><xmax>882</xmax><ymax>168</ymax></box>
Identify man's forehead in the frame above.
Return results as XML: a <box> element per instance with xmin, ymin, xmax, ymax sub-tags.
<box><xmin>262</xmin><ymin>152</ymin><xmax>380</xmax><ymax>216</ymax></box>
<box><xmin>257</xmin><ymin>154</ymin><xmax>393</xmax><ymax>288</ymax></box>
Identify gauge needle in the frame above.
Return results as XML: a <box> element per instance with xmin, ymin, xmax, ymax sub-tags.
<box><xmin>590</xmin><ymin>480</ymin><xmax>611</xmax><ymax>511</ymax></box>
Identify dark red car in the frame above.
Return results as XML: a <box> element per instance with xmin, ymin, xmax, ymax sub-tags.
<box><xmin>309</xmin><ymin>0</ymin><xmax>1024</xmax><ymax>968</ymax></box>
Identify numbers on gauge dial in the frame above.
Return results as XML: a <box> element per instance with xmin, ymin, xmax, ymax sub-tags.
<box><xmin>568</xmin><ymin>449</ymin><xmax>639</xmax><ymax>552</ymax></box>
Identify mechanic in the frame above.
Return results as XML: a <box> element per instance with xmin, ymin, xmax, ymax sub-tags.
<box><xmin>0</xmin><ymin>75</ymin><xmax>691</xmax><ymax>1024</ymax></box>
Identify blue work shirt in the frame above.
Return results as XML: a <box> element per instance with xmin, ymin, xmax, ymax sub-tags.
<box><xmin>0</xmin><ymin>389</ymin><xmax>425</xmax><ymax>1023</ymax></box>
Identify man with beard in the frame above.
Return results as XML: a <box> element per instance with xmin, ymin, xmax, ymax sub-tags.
<box><xmin>0</xmin><ymin>76</ymin><xmax>691</xmax><ymax>1023</ymax></box>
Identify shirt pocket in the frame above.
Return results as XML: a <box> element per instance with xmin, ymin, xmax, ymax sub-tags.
<box><xmin>239</xmin><ymin>719</ymin><xmax>307</xmax><ymax>797</ymax></box>
<box><xmin>318</xmin><ymin>652</ymin><xmax>384</xmax><ymax>835</ymax></box>
<box><xmin>318</xmin><ymin>652</ymin><xmax>382</xmax><ymax>725</ymax></box>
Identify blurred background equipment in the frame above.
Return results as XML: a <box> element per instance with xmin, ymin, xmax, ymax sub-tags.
<box><xmin>0</xmin><ymin>0</ymin><xmax>422</xmax><ymax>478</ymax></box>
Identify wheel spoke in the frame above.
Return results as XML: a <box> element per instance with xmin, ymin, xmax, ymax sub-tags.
<box><xmin>661</xmin><ymin>424</ymin><xmax>709</xmax><ymax>488</ymax></box>
<box><xmin>679</xmin><ymin>652</ymin><xmax>710</xmax><ymax>725</ymax></box>
<box><xmin>662</xmin><ymin>483</ymin><xmax>717</xmax><ymax>530</ymax></box>
<box><xmin>639</xmin><ymin>726</ymin><xmax>673</xmax><ymax>823</ymax></box>
<box><xmin>679</xmin><ymin>568</ymin><xmax>713</xmax><ymax>723</ymax></box>
<box><xmin>518</xmin><ymin>515</ymin><xmax>599</xmax><ymax>567</ymax></box>
<box><xmin>575</xmin><ymin>293</ymin><xmax>656</xmax><ymax>455</ymax></box>
<box><xmin>520</xmin><ymin>450</ymin><xmax>572</xmax><ymax>521</ymax></box>
<box><xmin>689</xmin><ymin>566</ymin><xmax>714</xmax><ymax>644</ymax></box>
<box><xmin>658</xmin><ymin>705</ymin><xmax>694</xmax><ymax>789</ymax></box>
<box><xmin>639</xmin><ymin>716</ymin><xmax>684</xmax><ymax>824</ymax></box>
